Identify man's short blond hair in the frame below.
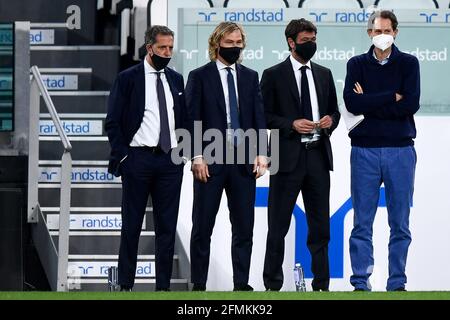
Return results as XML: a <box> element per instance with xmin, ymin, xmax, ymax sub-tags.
<box><xmin>208</xmin><ymin>22</ymin><xmax>246</xmax><ymax>61</ymax></box>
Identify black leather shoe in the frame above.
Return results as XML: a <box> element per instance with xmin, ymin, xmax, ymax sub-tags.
<box><xmin>233</xmin><ymin>284</ymin><xmax>254</xmax><ymax>291</ymax></box>
<box><xmin>120</xmin><ymin>285</ymin><xmax>132</xmax><ymax>292</ymax></box>
<box><xmin>192</xmin><ymin>284</ymin><xmax>206</xmax><ymax>291</ymax></box>
<box><xmin>353</xmin><ymin>288</ymin><xmax>366</xmax><ymax>292</ymax></box>
<box><xmin>313</xmin><ymin>288</ymin><xmax>329</xmax><ymax>292</ymax></box>
<box><xmin>156</xmin><ymin>288</ymin><xmax>171</xmax><ymax>292</ymax></box>
<box><xmin>393</xmin><ymin>287</ymin><xmax>406</xmax><ymax>291</ymax></box>
<box><xmin>265</xmin><ymin>288</ymin><xmax>280</xmax><ymax>292</ymax></box>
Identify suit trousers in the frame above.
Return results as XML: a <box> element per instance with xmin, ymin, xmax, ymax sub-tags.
<box><xmin>263</xmin><ymin>142</ymin><xmax>330</xmax><ymax>291</ymax></box>
<box><xmin>118</xmin><ymin>147</ymin><xmax>183</xmax><ymax>290</ymax></box>
<box><xmin>190</xmin><ymin>163</ymin><xmax>256</xmax><ymax>287</ymax></box>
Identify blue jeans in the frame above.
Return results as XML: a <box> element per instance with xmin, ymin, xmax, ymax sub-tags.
<box><xmin>349</xmin><ymin>146</ymin><xmax>416</xmax><ymax>291</ymax></box>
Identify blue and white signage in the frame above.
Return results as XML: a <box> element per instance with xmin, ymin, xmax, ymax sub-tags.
<box><xmin>39</xmin><ymin>167</ymin><xmax>120</xmax><ymax>183</ymax></box>
<box><xmin>68</xmin><ymin>261</ymin><xmax>155</xmax><ymax>277</ymax></box>
<box><xmin>46</xmin><ymin>214</ymin><xmax>146</xmax><ymax>230</ymax></box>
<box><xmin>39</xmin><ymin>120</ymin><xmax>103</xmax><ymax>136</ymax></box>
<box><xmin>0</xmin><ymin>75</ymin><xmax>12</xmax><ymax>90</ymax></box>
<box><xmin>30</xmin><ymin>29</ymin><xmax>55</xmax><ymax>45</ymax></box>
<box><xmin>40</xmin><ymin>75</ymin><xmax>78</xmax><ymax>90</ymax></box>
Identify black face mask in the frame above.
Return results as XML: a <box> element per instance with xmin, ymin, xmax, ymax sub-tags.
<box><xmin>150</xmin><ymin>53</ymin><xmax>171</xmax><ymax>71</ymax></box>
<box><xmin>219</xmin><ymin>46</ymin><xmax>241</xmax><ymax>65</ymax></box>
<box><xmin>295</xmin><ymin>41</ymin><xmax>317</xmax><ymax>62</ymax></box>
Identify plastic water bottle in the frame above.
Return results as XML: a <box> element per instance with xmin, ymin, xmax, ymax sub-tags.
<box><xmin>294</xmin><ymin>263</ymin><xmax>306</xmax><ymax>292</ymax></box>
<box><xmin>108</xmin><ymin>266</ymin><xmax>119</xmax><ymax>291</ymax></box>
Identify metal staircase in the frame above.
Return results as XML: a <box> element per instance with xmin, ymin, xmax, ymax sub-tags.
<box><xmin>8</xmin><ymin>0</ymin><xmax>190</xmax><ymax>292</ymax></box>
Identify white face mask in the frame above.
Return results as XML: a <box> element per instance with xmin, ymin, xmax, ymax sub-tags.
<box><xmin>372</xmin><ymin>34</ymin><xmax>394</xmax><ymax>51</ymax></box>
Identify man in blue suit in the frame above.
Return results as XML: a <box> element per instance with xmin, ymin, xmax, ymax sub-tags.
<box><xmin>105</xmin><ymin>25</ymin><xmax>189</xmax><ymax>291</ymax></box>
<box><xmin>185</xmin><ymin>22</ymin><xmax>268</xmax><ymax>291</ymax></box>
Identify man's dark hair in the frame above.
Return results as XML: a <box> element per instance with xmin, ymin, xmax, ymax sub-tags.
<box><xmin>368</xmin><ymin>10</ymin><xmax>398</xmax><ymax>31</ymax></box>
<box><xmin>145</xmin><ymin>25</ymin><xmax>174</xmax><ymax>46</ymax></box>
<box><xmin>284</xmin><ymin>18</ymin><xmax>317</xmax><ymax>50</ymax></box>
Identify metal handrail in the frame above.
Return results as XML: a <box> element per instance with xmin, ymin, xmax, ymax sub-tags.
<box><xmin>28</xmin><ymin>65</ymin><xmax>72</xmax><ymax>292</ymax></box>
<box><xmin>30</xmin><ymin>66</ymin><xmax>72</xmax><ymax>151</ymax></box>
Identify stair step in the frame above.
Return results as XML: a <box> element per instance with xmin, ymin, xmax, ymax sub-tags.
<box><xmin>68</xmin><ymin>255</ymin><xmax>166</xmax><ymax>259</ymax></box>
<box><xmin>30</xmin><ymin>27</ymin><xmax>68</xmax><ymax>46</ymax></box>
<box><xmin>40</xmin><ymin>91</ymin><xmax>108</xmax><ymax>114</ymax></box>
<box><xmin>39</xmin><ymin>120</ymin><xmax>103</xmax><ymax>136</ymax></box>
<box><xmin>39</xmin><ymin>140</ymin><xmax>110</xmax><ymax>161</ymax></box>
<box><xmin>68</xmin><ymin>260</ymin><xmax>157</xmax><ymax>277</ymax></box>
<box><xmin>38</xmin><ymin>166</ymin><xmax>118</xmax><ymax>183</ymax></box>
<box><xmin>45</xmin><ymin>212</ymin><xmax>154</xmax><ymax>231</ymax></box>
<box><xmin>31</xmin><ymin>46</ymin><xmax>119</xmax><ymax>90</ymax></box>
<box><xmin>50</xmin><ymin>231</ymin><xmax>154</xmax><ymax>236</ymax></box>
<box><xmin>40</xmin><ymin>113</ymin><xmax>106</xmax><ymax>119</ymax></box>
<box><xmin>39</xmin><ymin>187</ymin><xmax>141</xmax><ymax>207</ymax></box>
<box><xmin>39</xmin><ymin>160</ymin><xmax>109</xmax><ymax>165</ymax></box>
<box><xmin>69</xmin><ymin>279</ymin><xmax>189</xmax><ymax>292</ymax></box>
<box><xmin>51</xmin><ymin>232</ymin><xmax>155</xmax><ymax>255</ymax></box>
<box><xmin>41</xmin><ymin>206</ymin><xmax>152</xmax><ymax>211</ymax></box>
<box><xmin>33</xmin><ymin>68</ymin><xmax>93</xmax><ymax>91</ymax></box>
<box><xmin>39</xmin><ymin>136</ymin><xmax>109</xmax><ymax>141</ymax></box>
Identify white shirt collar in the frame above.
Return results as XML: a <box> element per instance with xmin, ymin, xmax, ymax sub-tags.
<box><xmin>290</xmin><ymin>54</ymin><xmax>312</xmax><ymax>72</ymax></box>
<box><xmin>216</xmin><ymin>59</ymin><xmax>236</xmax><ymax>72</ymax></box>
<box><xmin>144</xmin><ymin>58</ymin><xmax>163</xmax><ymax>74</ymax></box>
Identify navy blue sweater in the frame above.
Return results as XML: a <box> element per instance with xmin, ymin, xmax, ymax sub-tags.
<box><xmin>343</xmin><ymin>44</ymin><xmax>420</xmax><ymax>147</ymax></box>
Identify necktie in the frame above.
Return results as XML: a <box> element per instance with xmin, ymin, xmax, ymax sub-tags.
<box><xmin>300</xmin><ymin>66</ymin><xmax>313</xmax><ymax>121</ymax></box>
<box><xmin>225</xmin><ymin>67</ymin><xmax>241</xmax><ymax>146</ymax></box>
<box><xmin>156</xmin><ymin>72</ymin><xmax>171</xmax><ymax>153</ymax></box>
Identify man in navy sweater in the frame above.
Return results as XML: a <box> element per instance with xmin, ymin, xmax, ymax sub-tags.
<box><xmin>344</xmin><ymin>10</ymin><xmax>420</xmax><ymax>292</ymax></box>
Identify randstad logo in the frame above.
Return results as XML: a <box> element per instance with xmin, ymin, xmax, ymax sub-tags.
<box><xmin>198</xmin><ymin>9</ymin><xmax>284</xmax><ymax>23</ymax></box>
<box><xmin>255</xmin><ymin>187</ymin><xmax>406</xmax><ymax>279</ymax></box>
<box><xmin>419</xmin><ymin>12</ymin><xmax>438</xmax><ymax>23</ymax></box>
<box><xmin>198</xmin><ymin>11</ymin><xmax>217</xmax><ymax>22</ymax></box>
<box><xmin>334</xmin><ymin>9</ymin><xmax>372</xmax><ymax>23</ymax></box>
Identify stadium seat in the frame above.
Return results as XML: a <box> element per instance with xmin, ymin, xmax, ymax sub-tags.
<box><xmin>298</xmin><ymin>0</ymin><xmax>363</xmax><ymax>8</ymax></box>
<box><xmin>373</xmin><ymin>0</ymin><xmax>439</xmax><ymax>9</ymax></box>
<box><xmin>223</xmin><ymin>0</ymin><xmax>290</xmax><ymax>8</ymax></box>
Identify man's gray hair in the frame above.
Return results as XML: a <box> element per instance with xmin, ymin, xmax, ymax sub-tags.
<box><xmin>145</xmin><ymin>25</ymin><xmax>174</xmax><ymax>46</ymax></box>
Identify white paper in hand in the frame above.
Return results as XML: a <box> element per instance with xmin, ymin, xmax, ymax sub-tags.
<box><xmin>338</xmin><ymin>103</ymin><xmax>364</xmax><ymax>132</ymax></box>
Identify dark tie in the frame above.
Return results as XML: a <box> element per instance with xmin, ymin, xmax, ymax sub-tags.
<box><xmin>156</xmin><ymin>72</ymin><xmax>171</xmax><ymax>153</ymax></box>
<box><xmin>300</xmin><ymin>65</ymin><xmax>313</xmax><ymax>121</ymax></box>
<box><xmin>225</xmin><ymin>67</ymin><xmax>241</xmax><ymax>145</ymax></box>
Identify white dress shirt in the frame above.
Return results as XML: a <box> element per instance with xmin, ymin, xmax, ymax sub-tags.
<box><xmin>290</xmin><ymin>55</ymin><xmax>321</xmax><ymax>142</ymax></box>
<box><xmin>130</xmin><ymin>59</ymin><xmax>177</xmax><ymax>148</ymax></box>
<box><xmin>216</xmin><ymin>59</ymin><xmax>239</xmax><ymax>127</ymax></box>
<box><xmin>192</xmin><ymin>60</ymin><xmax>240</xmax><ymax>161</ymax></box>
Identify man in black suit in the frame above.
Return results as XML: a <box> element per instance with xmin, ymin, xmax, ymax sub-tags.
<box><xmin>261</xmin><ymin>19</ymin><xmax>340</xmax><ymax>292</ymax></box>
<box><xmin>185</xmin><ymin>22</ymin><xmax>267</xmax><ymax>291</ymax></box>
<box><xmin>105</xmin><ymin>25</ymin><xmax>189</xmax><ymax>291</ymax></box>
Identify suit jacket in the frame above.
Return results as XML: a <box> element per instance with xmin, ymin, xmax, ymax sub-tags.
<box><xmin>185</xmin><ymin>61</ymin><xmax>267</xmax><ymax>175</ymax></box>
<box><xmin>105</xmin><ymin>61</ymin><xmax>188</xmax><ymax>177</ymax></box>
<box><xmin>261</xmin><ymin>57</ymin><xmax>340</xmax><ymax>173</ymax></box>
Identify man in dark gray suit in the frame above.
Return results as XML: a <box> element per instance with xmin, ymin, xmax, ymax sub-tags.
<box><xmin>261</xmin><ymin>18</ymin><xmax>340</xmax><ymax>292</ymax></box>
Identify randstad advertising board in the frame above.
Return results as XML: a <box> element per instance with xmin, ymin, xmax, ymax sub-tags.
<box><xmin>173</xmin><ymin>8</ymin><xmax>450</xmax><ymax>291</ymax></box>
